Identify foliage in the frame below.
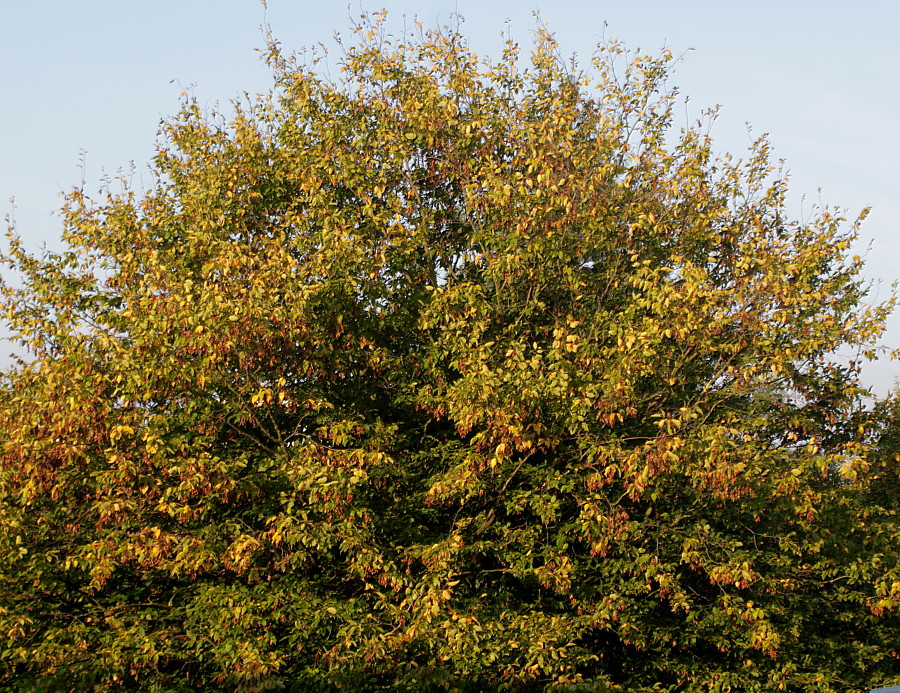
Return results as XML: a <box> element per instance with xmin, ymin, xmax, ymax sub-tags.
<box><xmin>1</xmin><ymin>14</ymin><xmax>898</xmax><ymax>691</ymax></box>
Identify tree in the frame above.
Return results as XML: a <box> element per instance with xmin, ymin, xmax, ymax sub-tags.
<box><xmin>1</xmin><ymin>14</ymin><xmax>898</xmax><ymax>691</ymax></box>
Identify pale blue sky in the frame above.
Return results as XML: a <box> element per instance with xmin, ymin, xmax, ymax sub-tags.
<box><xmin>2</xmin><ymin>1</ymin><xmax>898</xmax><ymax>392</ymax></box>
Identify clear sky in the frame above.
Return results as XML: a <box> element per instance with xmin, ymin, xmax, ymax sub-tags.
<box><xmin>2</xmin><ymin>0</ymin><xmax>898</xmax><ymax>393</ymax></box>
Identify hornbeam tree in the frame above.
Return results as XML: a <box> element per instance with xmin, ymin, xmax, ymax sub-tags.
<box><xmin>1</xmin><ymin>15</ymin><xmax>898</xmax><ymax>692</ymax></box>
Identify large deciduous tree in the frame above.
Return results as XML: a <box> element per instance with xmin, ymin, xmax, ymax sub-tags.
<box><xmin>1</xmin><ymin>15</ymin><xmax>898</xmax><ymax>692</ymax></box>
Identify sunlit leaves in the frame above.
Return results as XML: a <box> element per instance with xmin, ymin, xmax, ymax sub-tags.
<box><xmin>1</xmin><ymin>11</ymin><xmax>898</xmax><ymax>691</ymax></box>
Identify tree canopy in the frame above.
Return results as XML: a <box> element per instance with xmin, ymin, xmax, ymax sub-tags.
<box><xmin>1</xmin><ymin>14</ymin><xmax>898</xmax><ymax>692</ymax></box>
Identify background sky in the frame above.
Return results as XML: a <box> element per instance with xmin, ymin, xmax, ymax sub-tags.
<box><xmin>2</xmin><ymin>0</ymin><xmax>898</xmax><ymax>393</ymax></box>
